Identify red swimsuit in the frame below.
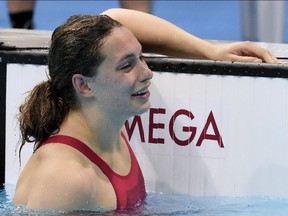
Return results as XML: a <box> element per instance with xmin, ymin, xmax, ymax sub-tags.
<box><xmin>40</xmin><ymin>132</ymin><xmax>146</xmax><ymax>210</ymax></box>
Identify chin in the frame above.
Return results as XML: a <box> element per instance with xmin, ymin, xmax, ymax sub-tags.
<box><xmin>133</xmin><ymin>105</ymin><xmax>151</xmax><ymax>116</ymax></box>
<box><xmin>132</xmin><ymin>109</ymin><xmax>147</xmax><ymax>116</ymax></box>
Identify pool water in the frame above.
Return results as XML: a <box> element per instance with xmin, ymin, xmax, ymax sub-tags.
<box><xmin>1</xmin><ymin>184</ymin><xmax>288</xmax><ymax>215</ymax></box>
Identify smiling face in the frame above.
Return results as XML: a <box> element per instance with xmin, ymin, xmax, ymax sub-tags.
<box><xmin>90</xmin><ymin>27</ymin><xmax>153</xmax><ymax>120</ymax></box>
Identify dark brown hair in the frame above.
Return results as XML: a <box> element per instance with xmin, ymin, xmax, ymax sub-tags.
<box><xmin>17</xmin><ymin>14</ymin><xmax>122</xmax><ymax>153</ymax></box>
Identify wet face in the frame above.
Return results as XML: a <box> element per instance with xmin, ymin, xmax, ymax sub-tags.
<box><xmin>90</xmin><ymin>27</ymin><xmax>153</xmax><ymax>119</ymax></box>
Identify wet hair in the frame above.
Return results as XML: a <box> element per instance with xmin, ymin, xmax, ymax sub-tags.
<box><xmin>17</xmin><ymin>14</ymin><xmax>122</xmax><ymax>153</ymax></box>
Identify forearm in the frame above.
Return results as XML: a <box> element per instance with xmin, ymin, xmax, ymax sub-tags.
<box><xmin>102</xmin><ymin>8</ymin><xmax>279</xmax><ymax>63</ymax></box>
<box><xmin>102</xmin><ymin>8</ymin><xmax>216</xmax><ymax>59</ymax></box>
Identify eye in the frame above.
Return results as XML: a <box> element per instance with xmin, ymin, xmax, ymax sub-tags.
<box><xmin>119</xmin><ymin>57</ymin><xmax>137</xmax><ymax>72</ymax></box>
<box><xmin>120</xmin><ymin>62</ymin><xmax>132</xmax><ymax>71</ymax></box>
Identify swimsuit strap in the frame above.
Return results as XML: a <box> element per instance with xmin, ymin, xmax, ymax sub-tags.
<box><xmin>41</xmin><ymin>132</ymin><xmax>132</xmax><ymax>177</ymax></box>
<box><xmin>41</xmin><ymin>132</ymin><xmax>146</xmax><ymax>209</ymax></box>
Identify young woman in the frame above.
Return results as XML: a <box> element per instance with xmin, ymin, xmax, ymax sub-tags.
<box><xmin>13</xmin><ymin>8</ymin><xmax>279</xmax><ymax>211</ymax></box>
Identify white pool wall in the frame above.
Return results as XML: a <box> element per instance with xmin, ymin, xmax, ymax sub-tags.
<box><xmin>5</xmin><ymin>63</ymin><xmax>288</xmax><ymax>198</ymax></box>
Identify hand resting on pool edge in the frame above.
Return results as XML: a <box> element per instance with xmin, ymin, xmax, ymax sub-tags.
<box><xmin>103</xmin><ymin>8</ymin><xmax>280</xmax><ymax>64</ymax></box>
<box><xmin>12</xmin><ymin>7</ymin><xmax>279</xmax><ymax>212</ymax></box>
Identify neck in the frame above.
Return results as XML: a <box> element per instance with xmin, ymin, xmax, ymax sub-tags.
<box><xmin>58</xmin><ymin>110</ymin><xmax>126</xmax><ymax>151</ymax></box>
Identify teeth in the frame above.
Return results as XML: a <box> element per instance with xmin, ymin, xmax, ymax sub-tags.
<box><xmin>133</xmin><ymin>89</ymin><xmax>146</xmax><ymax>96</ymax></box>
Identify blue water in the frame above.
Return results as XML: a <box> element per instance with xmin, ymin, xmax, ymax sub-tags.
<box><xmin>1</xmin><ymin>185</ymin><xmax>288</xmax><ymax>215</ymax></box>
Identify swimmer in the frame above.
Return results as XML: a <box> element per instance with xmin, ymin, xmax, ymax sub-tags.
<box><xmin>13</xmin><ymin>8</ymin><xmax>279</xmax><ymax>212</ymax></box>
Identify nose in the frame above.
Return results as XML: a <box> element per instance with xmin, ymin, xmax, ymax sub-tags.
<box><xmin>140</xmin><ymin>59</ymin><xmax>153</xmax><ymax>82</ymax></box>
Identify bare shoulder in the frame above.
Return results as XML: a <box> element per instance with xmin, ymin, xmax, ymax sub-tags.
<box><xmin>14</xmin><ymin>144</ymin><xmax>95</xmax><ymax>210</ymax></box>
<box><xmin>35</xmin><ymin>164</ymin><xmax>92</xmax><ymax>209</ymax></box>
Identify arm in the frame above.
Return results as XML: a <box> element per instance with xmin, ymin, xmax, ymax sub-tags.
<box><xmin>25</xmin><ymin>173</ymin><xmax>91</xmax><ymax>210</ymax></box>
<box><xmin>102</xmin><ymin>8</ymin><xmax>279</xmax><ymax>63</ymax></box>
<box><xmin>13</xmin><ymin>160</ymin><xmax>94</xmax><ymax>210</ymax></box>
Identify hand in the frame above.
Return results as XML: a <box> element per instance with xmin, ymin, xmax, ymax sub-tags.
<box><xmin>211</xmin><ymin>41</ymin><xmax>280</xmax><ymax>64</ymax></box>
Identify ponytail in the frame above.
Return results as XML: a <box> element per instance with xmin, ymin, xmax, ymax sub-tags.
<box><xmin>18</xmin><ymin>80</ymin><xmax>69</xmax><ymax>154</ymax></box>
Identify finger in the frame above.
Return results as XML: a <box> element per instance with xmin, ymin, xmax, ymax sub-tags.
<box><xmin>259</xmin><ymin>50</ymin><xmax>280</xmax><ymax>63</ymax></box>
<box><xmin>262</xmin><ymin>55</ymin><xmax>280</xmax><ymax>64</ymax></box>
<box><xmin>232</xmin><ymin>54</ymin><xmax>282</xmax><ymax>64</ymax></box>
<box><xmin>230</xmin><ymin>55</ymin><xmax>263</xmax><ymax>63</ymax></box>
<box><xmin>243</xmin><ymin>43</ymin><xmax>280</xmax><ymax>63</ymax></box>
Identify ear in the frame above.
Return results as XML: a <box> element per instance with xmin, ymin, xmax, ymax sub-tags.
<box><xmin>72</xmin><ymin>74</ymin><xmax>93</xmax><ymax>97</ymax></box>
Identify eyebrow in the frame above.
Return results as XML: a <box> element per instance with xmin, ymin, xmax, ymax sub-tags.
<box><xmin>118</xmin><ymin>46</ymin><xmax>143</xmax><ymax>63</ymax></box>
